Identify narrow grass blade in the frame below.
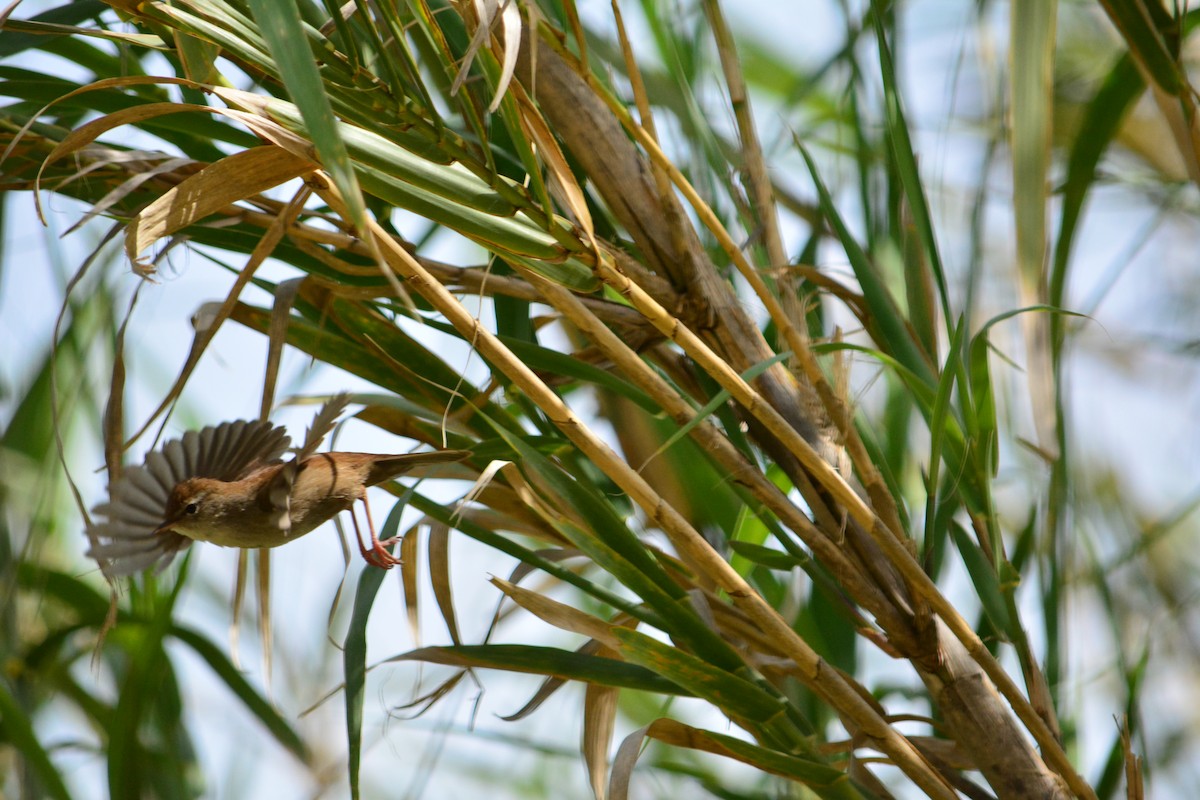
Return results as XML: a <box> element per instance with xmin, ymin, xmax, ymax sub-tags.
<box><xmin>246</xmin><ymin>0</ymin><xmax>367</xmax><ymax>230</ymax></box>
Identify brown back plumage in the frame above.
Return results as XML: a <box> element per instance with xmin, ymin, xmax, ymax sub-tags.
<box><xmin>266</xmin><ymin>393</ymin><xmax>352</xmax><ymax>532</ymax></box>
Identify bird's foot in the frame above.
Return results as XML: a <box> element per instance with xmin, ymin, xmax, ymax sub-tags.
<box><xmin>361</xmin><ymin>535</ymin><xmax>401</xmax><ymax>569</ymax></box>
<box><xmin>352</xmin><ymin>494</ymin><xmax>401</xmax><ymax>569</ymax></box>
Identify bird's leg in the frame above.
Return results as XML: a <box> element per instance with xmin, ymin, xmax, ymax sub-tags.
<box><xmin>351</xmin><ymin>492</ymin><xmax>401</xmax><ymax>569</ymax></box>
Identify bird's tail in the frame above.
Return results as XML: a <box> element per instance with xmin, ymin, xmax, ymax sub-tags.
<box><xmin>366</xmin><ymin>450</ymin><xmax>470</xmax><ymax>485</ymax></box>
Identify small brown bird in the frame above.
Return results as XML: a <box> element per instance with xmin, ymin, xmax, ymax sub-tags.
<box><xmin>88</xmin><ymin>394</ymin><xmax>468</xmax><ymax>578</ymax></box>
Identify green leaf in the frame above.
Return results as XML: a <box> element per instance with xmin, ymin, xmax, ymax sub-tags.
<box><xmin>1009</xmin><ymin>0</ymin><xmax>1056</xmax><ymax>293</ymax></box>
<box><xmin>408</xmin><ymin>491</ymin><xmax>645</xmax><ymax>620</ymax></box>
<box><xmin>387</xmin><ymin>644</ymin><xmax>690</xmax><ymax>695</ymax></box>
<box><xmin>948</xmin><ymin>522</ymin><xmax>1012</xmax><ymax>637</ymax></box>
<box><xmin>0</xmin><ymin>680</ymin><xmax>73</xmax><ymax>800</ymax></box>
<box><xmin>728</xmin><ymin>541</ymin><xmax>803</xmax><ymax>571</ymax></box>
<box><xmin>924</xmin><ymin>318</ymin><xmax>966</xmax><ymax>548</ymax></box>
<box><xmin>611</xmin><ymin>627</ymin><xmax>809</xmax><ymax>751</ymax></box>
<box><xmin>0</xmin><ymin>2</ymin><xmax>109</xmax><ymax>59</ymax></box>
<box><xmin>612</xmin><ymin>631</ymin><xmax>784</xmax><ymax>726</ymax></box>
<box><xmin>797</xmin><ymin>141</ymin><xmax>933</xmax><ymax>382</ymax></box>
<box><xmin>646</xmin><ymin>352</ymin><xmax>792</xmax><ymax>463</ymax></box>
<box><xmin>498</xmin><ymin>334</ymin><xmax>661</xmax><ymax>414</ymax></box>
<box><xmin>647</xmin><ymin>719</ymin><xmax>859</xmax><ymax>793</ymax></box>
<box><xmin>342</xmin><ymin>495</ymin><xmax>408</xmax><ymax>800</ymax></box>
<box><xmin>247</xmin><ymin>0</ymin><xmax>368</xmax><ymax>230</ymax></box>
<box><xmin>869</xmin><ymin>5</ymin><xmax>950</xmax><ymax>323</ymax></box>
<box><xmin>1051</xmin><ymin>53</ymin><xmax>1143</xmax><ymax>308</ymax></box>
<box><xmin>170</xmin><ymin>625</ymin><xmax>309</xmax><ymax>762</ymax></box>
<box><xmin>1096</xmin><ymin>0</ymin><xmax>1184</xmax><ymax>94</ymax></box>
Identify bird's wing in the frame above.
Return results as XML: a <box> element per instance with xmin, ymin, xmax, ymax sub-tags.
<box><xmin>88</xmin><ymin>419</ymin><xmax>290</xmax><ymax>579</ymax></box>
<box><xmin>190</xmin><ymin>418</ymin><xmax>293</xmax><ymax>480</ymax></box>
<box><xmin>265</xmin><ymin>393</ymin><xmax>352</xmax><ymax>533</ymax></box>
<box><xmin>295</xmin><ymin>393</ymin><xmax>352</xmax><ymax>462</ymax></box>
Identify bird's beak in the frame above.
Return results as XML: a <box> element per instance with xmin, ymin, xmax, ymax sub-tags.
<box><xmin>152</xmin><ymin>517</ymin><xmax>180</xmax><ymax>536</ymax></box>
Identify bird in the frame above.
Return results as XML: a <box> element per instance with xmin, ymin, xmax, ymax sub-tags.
<box><xmin>87</xmin><ymin>394</ymin><xmax>469</xmax><ymax>578</ymax></box>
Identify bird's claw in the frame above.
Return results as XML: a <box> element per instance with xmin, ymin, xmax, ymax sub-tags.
<box><xmin>361</xmin><ymin>535</ymin><xmax>401</xmax><ymax>569</ymax></box>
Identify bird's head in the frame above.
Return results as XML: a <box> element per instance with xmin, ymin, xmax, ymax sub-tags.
<box><xmin>156</xmin><ymin>477</ymin><xmax>225</xmax><ymax>541</ymax></box>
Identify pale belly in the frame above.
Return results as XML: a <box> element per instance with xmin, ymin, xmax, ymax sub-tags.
<box><xmin>183</xmin><ymin>494</ymin><xmax>358</xmax><ymax>549</ymax></box>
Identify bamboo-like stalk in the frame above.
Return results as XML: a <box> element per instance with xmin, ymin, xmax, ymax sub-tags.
<box><xmin>589</xmin><ymin>246</ymin><xmax>1086</xmax><ymax>799</ymax></box>
<box><xmin>306</xmin><ymin>175</ymin><xmax>960</xmax><ymax>799</ymax></box>
<box><xmin>700</xmin><ymin>0</ymin><xmax>907</xmax><ymax>542</ymax></box>
<box><xmin>512</xmin><ymin>265</ymin><xmax>914</xmax><ymax>635</ymax></box>
<box><xmin>516</xmin><ymin>29</ymin><xmax>1087</xmax><ymax>797</ymax></box>
<box><xmin>589</xmin><ymin>252</ymin><xmax>881</xmax><ymax>532</ymax></box>
<box><xmin>532</xmin><ymin>30</ymin><xmax>905</xmax><ymax>542</ymax></box>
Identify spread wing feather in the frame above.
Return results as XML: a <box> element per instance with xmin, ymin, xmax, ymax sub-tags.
<box><xmin>88</xmin><ymin>419</ymin><xmax>290</xmax><ymax>579</ymax></box>
<box><xmin>266</xmin><ymin>393</ymin><xmax>351</xmax><ymax>532</ymax></box>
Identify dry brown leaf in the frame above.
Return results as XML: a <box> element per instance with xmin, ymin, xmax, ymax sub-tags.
<box><xmin>65</xmin><ymin>156</ymin><xmax>194</xmax><ymax>235</ymax></box>
<box><xmin>608</xmin><ymin>723</ymin><xmax>651</xmax><ymax>800</ymax></box>
<box><xmin>39</xmin><ymin>101</ymin><xmax>207</xmax><ymax>184</ymax></box>
<box><xmin>124</xmin><ymin>146</ymin><xmax>314</xmax><ymax>265</ymax></box>
<box><xmin>490</xmin><ymin>576</ymin><xmax>617</xmax><ymax>647</ymax></box>
<box><xmin>429</xmin><ymin>520</ymin><xmax>462</xmax><ymax>645</ymax></box>
<box><xmin>511</xmin><ymin>83</ymin><xmax>594</xmax><ymax>237</ymax></box>
<box><xmin>1121</xmin><ymin>717</ymin><xmax>1144</xmax><ymax>800</ymax></box>
<box><xmin>451</xmin><ymin>0</ymin><xmax>522</xmax><ymax>112</ymax></box>
<box><xmin>256</xmin><ymin>549</ymin><xmax>272</xmax><ymax>696</ymax></box>
<box><xmin>402</xmin><ymin>521</ymin><xmax>423</xmax><ymax>645</ymax></box>
<box><xmin>124</xmin><ymin>184</ymin><xmax>311</xmax><ymax>447</ymax></box>
<box><xmin>584</xmin><ymin>677</ymin><xmax>619</xmax><ymax>800</ymax></box>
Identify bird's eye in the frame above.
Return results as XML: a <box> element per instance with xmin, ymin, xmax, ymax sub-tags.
<box><xmin>185</xmin><ymin>503</ymin><xmax>199</xmax><ymax>515</ymax></box>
